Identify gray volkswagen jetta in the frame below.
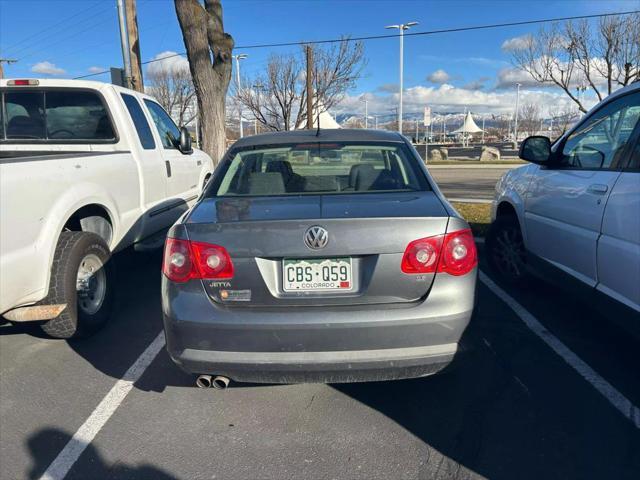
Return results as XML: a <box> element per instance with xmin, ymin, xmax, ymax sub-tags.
<box><xmin>162</xmin><ymin>129</ymin><xmax>477</xmax><ymax>387</ymax></box>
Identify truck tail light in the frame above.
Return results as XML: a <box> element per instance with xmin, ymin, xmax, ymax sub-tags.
<box><xmin>7</xmin><ymin>79</ymin><xmax>39</xmax><ymax>86</ymax></box>
<box><xmin>163</xmin><ymin>238</ymin><xmax>234</xmax><ymax>283</ymax></box>
<box><xmin>401</xmin><ymin>228</ymin><xmax>477</xmax><ymax>276</ymax></box>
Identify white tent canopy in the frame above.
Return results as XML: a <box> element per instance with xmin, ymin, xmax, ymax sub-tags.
<box><xmin>451</xmin><ymin>112</ymin><xmax>483</xmax><ymax>134</ymax></box>
<box><xmin>294</xmin><ymin>104</ymin><xmax>341</xmax><ymax>130</ymax></box>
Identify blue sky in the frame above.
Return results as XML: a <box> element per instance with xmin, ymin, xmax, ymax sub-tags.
<box><xmin>1</xmin><ymin>0</ymin><xmax>638</xmax><ymax>116</ymax></box>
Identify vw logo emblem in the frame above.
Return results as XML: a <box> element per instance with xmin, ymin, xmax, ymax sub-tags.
<box><xmin>304</xmin><ymin>226</ymin><xmax>329</xmax><ymax>250</ymax></box>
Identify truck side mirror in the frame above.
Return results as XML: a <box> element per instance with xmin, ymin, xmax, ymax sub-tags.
<box><xmin>178</xmin><ymin>127</ymin><xmax>193</xmax><ymax>155</ymax></box>
<box><xmin>519</xmin><ymin>136</ymin><xmax>551</xmax><ymax>164</ymax></box>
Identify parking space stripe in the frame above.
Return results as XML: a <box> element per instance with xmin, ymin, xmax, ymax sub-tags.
<box><xmin>480</xmin><ymin>271</ymin><xmax>640</xmax><ymax>429</ymax></box>
<box><xmin>39</xmin><ymin>331</ymin><xmax>166</xmax><ymax>480</ymax></box>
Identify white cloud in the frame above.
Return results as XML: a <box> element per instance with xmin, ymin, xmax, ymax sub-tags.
<box><xmin>501</xmin><ymin>35</ymin><xmax>533</xmax><ymax>52</ymax></box>
<box><xmin>426</xmin><ymin>69</ymin><xmax>451</xmax><ymax>84</ymax></box>
<box><xmin>334</xmin><ymin>82</ymin><xmax>580</xmax><ymax>118</ymax></box>
<box><xmin>88</xmin><ymin>66</ymin><xmax>106</xmax><ymax>74</ymax></box>
<box><xmin>496</xmin><ymin>67</ymin><xmax>541</xmax><ymax>89</ymax></box>
<box><xmin>146</xmin><ymin>51</ymin><xmax>190</xmax><ymax>76</ymax></box>
<box><xmin>31</xmin><ymin>61</ymin><xmax>65</xmax><ymax>76</ymax></box>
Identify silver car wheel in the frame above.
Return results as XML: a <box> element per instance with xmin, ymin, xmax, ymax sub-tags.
<box><xmin>76</xmin><ymin>253</ymin><xmax>107</xmax><ymax>315</ymax></box>
<box><xmin>493</xmin><ymin>227</ymin><xmax>525</xmax><ymax>277</ymax></box>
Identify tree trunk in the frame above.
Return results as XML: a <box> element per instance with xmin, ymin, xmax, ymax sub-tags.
<box><xmin>174</xmin><ymin>0</ymin><xmax>233</xmax><ymax>165</ymax></box>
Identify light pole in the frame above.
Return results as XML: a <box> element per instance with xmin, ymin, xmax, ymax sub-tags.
<box><xmin>233</xmin><ymin>53</ymin><xmax>248</xmax><ymax>138</ymax></box>
<box><xmin>360</xmin><ymin>96</ymin><xmax>369</xmax><ymax>128</ymax></box>
<box><xmin>385</xmin><ymin>21</ymin><xmax>418</xmax><ymax>135</ymax></box>
<box><xmin>513</xmin><ymin>82</ymin><xmax>521</xmax><ymax>145</ymax></box>
<box><xmin>253</xmin><ymin>83</ymin><xmax>264</xmax><ymax>135</ymax></box>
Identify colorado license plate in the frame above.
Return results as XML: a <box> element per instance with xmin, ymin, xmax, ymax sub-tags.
<box><xmin>283</xmin><ymin>258</ymin><xmax>353</xmax><ymax>292</ymax></box>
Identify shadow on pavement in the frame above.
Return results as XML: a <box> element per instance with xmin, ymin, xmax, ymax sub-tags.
<box><xmin>26</xmin><ymin>428</ymin><xmax>177</xmax><ymax>480</ymax></box>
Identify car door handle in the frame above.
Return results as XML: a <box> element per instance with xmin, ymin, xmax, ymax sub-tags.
<box><xmin>165</xmin><ymin>160</ymin><xmax>172</xmax><ymax>178</ymax></box>
<box><xmin>587</xmin><ymin>184</ymin><xmax>608</xmax><ymax>194</ymax></box>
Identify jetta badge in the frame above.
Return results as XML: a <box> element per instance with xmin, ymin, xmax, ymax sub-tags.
<box><xmin>304</xmin><ymin>226</ymin><xmax>329</xmax><ymax>249</ymax></box>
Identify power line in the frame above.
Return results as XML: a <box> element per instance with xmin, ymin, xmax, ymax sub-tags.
<box><xmin>3</xmin><ymin>1</ymin><xmax>111</xmax><ymax>58</ymax></box>
<box><xmin>73</xmin><ymin>9</ymin><xmax>639</xmax><ymax>80</ymax></box>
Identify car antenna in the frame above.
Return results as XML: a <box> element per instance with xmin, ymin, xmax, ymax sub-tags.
<box><xmin>315</xmin><ymin>109</ymin><xmax>321</xmax><ymax>137</ymax></box>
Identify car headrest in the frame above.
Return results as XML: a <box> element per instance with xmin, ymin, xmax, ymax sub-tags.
<box><xmin>265</xmin><ymin>160</ymin><xmax>293</xmax><ymax>178</ymax></box>
<box><xmin>7</xmin><ymin>115</ymin><xmax>43</xmax><ymax>138</ymax></box>
<box><xmin>349</xmin><ymin>164</ymin><xmax>377</xmax><ymax>190</ymax></box>
<box><xmin>248</xmin><ymin>172</ymin><xmax>286</xmax><ymax>195</ymax></box>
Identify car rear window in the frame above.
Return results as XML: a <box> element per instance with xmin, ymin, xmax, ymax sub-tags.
<box><xmin>1</xmin><ymin>89</ymin><xmax>115</xmax><ymax>141</ymax></box>
<box><xmin>212</xmin><ymin>142</ymin><xmax>429</xmax><ymax>197</ymax></box>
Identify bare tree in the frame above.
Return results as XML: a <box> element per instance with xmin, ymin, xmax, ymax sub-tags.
<box><xmin>147</xmin><ymin>64</ymin><xmax>196</xmax><ymax>128</ymax></box>
<box><xmin>237</xmin><ymin>39</ymin><xmax>365</xmax><ymax>131</ymax></box>
<box><xmin>490</xmin><ymin>114</ymin><xmax>511</xmax><ymax>140</ymax></box>
<box><xmin>510</xmin><ymin>14</ymin><xmax>640</xmax><ymax>113</ymax></box>
<box><xmin>548</xmin><ymin>104</ymin><xmax>579</xmax><ymax>138</ymax></box>
<box><xmin>519</xmin><ymin>103</ymin><xmax>543</xmax><ymax>137</ymax></box>
<box><xmin>175</xmin><ymin>0</ymin><xmax>233</xmax><ymax>165</ymax></box>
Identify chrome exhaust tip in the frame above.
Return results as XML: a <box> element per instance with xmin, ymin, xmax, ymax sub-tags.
<box><xmin>211</xmin><ymin>376</ymin><xmax>230</xmax><ymax>390</ymax></box>
<box><xmin>196</xmin><ymin>374</ymin><xmax>212</xmax><ymax>388</ymax></box>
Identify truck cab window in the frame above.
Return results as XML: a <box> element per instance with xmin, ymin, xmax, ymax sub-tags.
<box><xmin>45</xmin><ymin>91</ymin><xmax>115</xmax><ymax>140</ymax></box>
<box><xmin>121</xmin><ymin>93</ymin><xmax>155</xmax><ymax>150</ymax></box>
<box><xmin>144</xmin><ymin>100</ymin><xmax>181</xmax><ymax>149</ymax></box>
<box><xmin>4</xmin><ymin>91</ymin><xmax>46</xmax><ymax>139</ymax></box>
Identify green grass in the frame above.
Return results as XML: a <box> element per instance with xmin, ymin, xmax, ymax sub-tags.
<box><xmin>452</xmin><ymin>202</ymin><xmax>492</xmax><ymax>237</ymax></box>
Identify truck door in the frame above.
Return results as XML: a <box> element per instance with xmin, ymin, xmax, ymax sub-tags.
<box><xmin>524</xmin><ymin>91</ymin><xmax>640</xmax><ymax>287</ymax></box>
<box><xmin>120</xmin><ymin>93</ymin><xmax>172</xmax><ymax>239</ymax></box>
<box><xmin>597</xmin><ymin>132</ymin><xmax>640</xmax><ymax>313</ymax></box>
<box><xmin>143</xmin><ymin>99</ymin><xmax>199</xmax><ymax>209</ymax></box>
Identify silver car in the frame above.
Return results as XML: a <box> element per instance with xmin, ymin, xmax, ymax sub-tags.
<box><xmin>162</xmin><ymin>129</ymin><xmax>477</xmax><ymax>387</ymax></box>
<box><xmin>488</xmin><ymin>82</ymin><xmax>640</xmax><ymax>336</ymax></box>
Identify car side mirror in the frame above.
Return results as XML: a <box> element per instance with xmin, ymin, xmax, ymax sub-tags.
<box><xmin>519</xmin><ymin>136</ymin><xmax>551</xmax><ymax>164</ymax></box>
<box><xmin>178</xmin><ymin>127</ymin><xmax>193</xmax><ymax>155</ymax></box>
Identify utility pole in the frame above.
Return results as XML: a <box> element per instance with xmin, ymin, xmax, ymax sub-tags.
<box><xmin>124</xmin><ymin>0</ymin><xmax>144</xmax><ymax>92</ymax></box>
<box><xmin>385</xmin><ymin>21</ymin><xmax>418</xmax><ymax>135</ymax></box>
<box><xmin>415</xmin><ymin>119</ymin><xmax>419</xmax><ymax>142</ymax></box>
<box><xmin>116</xmin><ymin>0</ymin><xmax>132</xmax><ymax>88</ymax></box>
<box><xmin>513</xmin><ymin>82</ymin><xmax>521</xmax><ymax>146</ymax></box>
<box><xmin>0</xmin><ymin>58</ymin><xmax>17</xmax><ymax>79</ymax></box>
<box><xmin>233</xmin><ymin>54</ymin><xmax>248</xmax><ymax>138</ymax></box>
<box><xmin>306</xmin><ymin>45</ymin><xmax>314</xmax><ymax>129</ymax></box>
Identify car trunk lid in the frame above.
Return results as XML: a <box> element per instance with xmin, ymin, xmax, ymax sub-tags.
<box><xmin>186</xmin><ymin>192</ymin><xmax>449</xmax><ymax>306</ymax></box>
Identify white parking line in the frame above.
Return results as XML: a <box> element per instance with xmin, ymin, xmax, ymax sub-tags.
<box><xmin>479</xmin><ymin>271</ymin><xmax>640</xmax><ymax>429</ymax></box>
<box><xmin>39</xmin><ymin>331</ymin><xmax>166</xmax><ymax>480</ymax></box>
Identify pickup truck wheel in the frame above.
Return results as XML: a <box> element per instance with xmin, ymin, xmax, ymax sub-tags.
<box><xmin>41</xmin><ymin>232</ymin><xmax>114</xmax><ymax>339</ymax></box>
<box><xmin>486</xmin><ymin>216</ymin><xmax>528</xmax><ymax>284</ymax></box>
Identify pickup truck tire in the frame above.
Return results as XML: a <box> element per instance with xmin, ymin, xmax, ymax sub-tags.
<box><xmin>41</xmin><ymin>232</ymin><xmax>114</xmax><ymax>338</ymax></box>
<box><xmin>486</xmin><ymin>216</ymin><xmax>529</xmax><ymax>285</ymax></box>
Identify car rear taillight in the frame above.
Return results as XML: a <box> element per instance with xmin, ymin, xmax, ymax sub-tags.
<box><xmin>163</xmin><ymin>238</ymin><xmax>234</xmax><ymax>283</ymax></box>
<box><xmin>401</xmin><ymin>228</ymin><xmax>477</xmax><ymax>276</ymax></box>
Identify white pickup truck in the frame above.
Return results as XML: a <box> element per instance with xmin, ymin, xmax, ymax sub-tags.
<box><xmin>0</xmin><ymin>79</ymin><xmax>214</xmax><ymax>338</ymax></box>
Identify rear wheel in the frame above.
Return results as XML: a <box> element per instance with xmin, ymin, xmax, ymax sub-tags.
<box><xmin>41</xmin><ymin>232</ymin><xmax>114</xmax><ymax>338</ymax></box>
<box><xmin>486</xmin><ymin>216</ymin><xmax>528</xmax><ymax>284</ymax></box>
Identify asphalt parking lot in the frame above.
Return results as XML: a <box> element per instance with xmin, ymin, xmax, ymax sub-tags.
<box><xmin>429</xmin><ymin>166</ymin><xmax>514</xmax><ymax>201</ymax></box>
<box><xmin>1</xmin><ymin>244</ymin><xmax>639</xmax><ymax>480</ymax></box>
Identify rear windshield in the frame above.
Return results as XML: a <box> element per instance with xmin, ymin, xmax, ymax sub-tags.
<box><xmin>212</xmin><ymin>142</ymin><xmax>429</xmax><ymax>197</ymax></box>
<box><xmin>0</xmin><ymin>89</ymin><xmax>115</xmax><ymax>142</ymax></box>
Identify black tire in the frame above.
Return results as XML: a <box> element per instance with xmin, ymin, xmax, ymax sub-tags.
<box><xmin>486</xmin><ymin>216</ymin><xmax>529</xmax><ymax>285</ymax></box>
<box><xmin>41</xmin><ymin>232</ymin><xmax>114</xmax><ymax>339</ymax></box>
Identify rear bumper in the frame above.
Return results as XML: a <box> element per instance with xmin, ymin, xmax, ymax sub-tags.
<box><xmin>162</xmin><ymin>270</ymin><xmax>476</xmax><ymax>383</ymax></box>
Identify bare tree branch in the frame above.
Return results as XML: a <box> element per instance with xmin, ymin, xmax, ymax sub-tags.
<box><xmin>237</xmin><ymin>38</ymin><xmax>366</xmax><ymax>131</ymax></box>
